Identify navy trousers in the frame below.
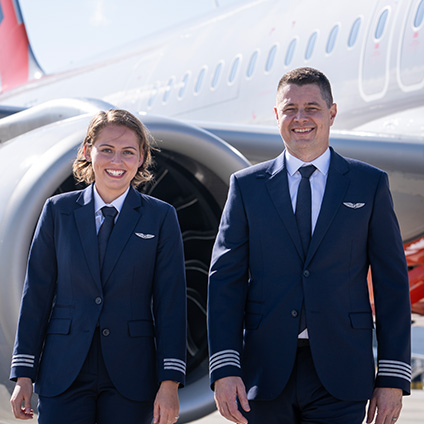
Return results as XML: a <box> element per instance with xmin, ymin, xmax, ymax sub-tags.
<box><xmin>38</xmin><ymin>329</ymin><xmax>153</xmax><ymax>424</ymax></box>
<box><xmin>242</xmin><ymin>343</ymin><xmax>367</xmax><ymax>424</ymax></box>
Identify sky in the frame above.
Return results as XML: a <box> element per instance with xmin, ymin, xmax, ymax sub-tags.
<box><xmin>19</xmin><ymin>0</ymin><xmax>241</xmax><ymax>74</ymax></box>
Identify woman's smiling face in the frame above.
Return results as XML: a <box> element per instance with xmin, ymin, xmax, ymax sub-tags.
<box><xmin>84</xmin><ymin>124</ymin><xmax>144</xmax><ymax>203</ymax></box>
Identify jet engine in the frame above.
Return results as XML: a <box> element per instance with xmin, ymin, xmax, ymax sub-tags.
<box><xmin>0</xmin><ymin>99</ymin><xmax>250</xmax><ymax>422</ymax></box>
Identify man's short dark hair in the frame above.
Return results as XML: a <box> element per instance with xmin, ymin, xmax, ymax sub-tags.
<box><xmin>277</xmin><ymin>67</ymin><xmax>334</xmax><ymax>108</ymax></box>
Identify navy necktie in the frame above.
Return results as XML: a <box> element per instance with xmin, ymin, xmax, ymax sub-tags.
<box><xmin>295</xmin><ymin>165</ymin><xmax>316</xmax><ymax>258</ymax></box>
<box><xmin>295</xmin><ymin>165</ymin><xmax>316</xmax><ymax>334</ymax></box>
<box><xmin>98</xmin><ymin>206</ymin><xmax>118</xmax><ymax>269</ymax></box>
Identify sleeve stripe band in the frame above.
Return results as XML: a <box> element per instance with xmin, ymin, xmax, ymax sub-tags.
<box><xmin>210</xmin><ymin>349</ymin><xmax>240</xmax><ymax>362</ymax></box>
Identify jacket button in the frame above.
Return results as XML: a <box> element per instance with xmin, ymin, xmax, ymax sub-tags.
<box><xmin>291</xmin><ymin>310</ymin><xmax>298</xmax><ymax>318</ymax></box>
<box><xmin>303</xmin><ymin>270</ymin><xmax>310</xmax><ymax>278</ymax></box>
<box><xmin>95</xmin><ymin>297</ymin><xmax>102</xmax><ymax>305</ymax></box>
<box><xmin>102</xmin><ymin>329</ymin><xmax>110</xmax><ymax>337</ymax></box>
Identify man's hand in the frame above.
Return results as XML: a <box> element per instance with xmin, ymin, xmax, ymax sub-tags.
<box><xmin>214</xmin><ymin>376</ymin><xmax>250</xmax><ymax>424</ymax></box>
<box><xmin>366</xmin><ymin>387</ymin><xmax>402</xmax><ymax>424</ymax></box>
<box><xmin>153</xmin><ymin>380</ymin><xmax>180</xmax><ymax>424</ymax></box>
<box><xmin>10</xmin><ymin>377</ymin><xmax>34</xmax><ymax>420</ymax></box>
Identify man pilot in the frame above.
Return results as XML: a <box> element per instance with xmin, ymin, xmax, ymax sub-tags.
<box><xmin>207</xmin><ymin>67</ymin><xmax>411</xmax><ymax>424</ymax></box>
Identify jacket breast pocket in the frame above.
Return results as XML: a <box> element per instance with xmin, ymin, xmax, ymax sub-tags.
<box><xmin>47</xmin><ymin>318</ymin><xmax>72</xmax><ymax>335</ymax></box>
<box><xmin>349</xmin><ymin>312</ymin><xmax>374</xmax><ymax>329</ymax></box>
<box><xmin>128</xmin><ymin>320</ymin><xmax>155</xmax><ymax>337</ymax></box>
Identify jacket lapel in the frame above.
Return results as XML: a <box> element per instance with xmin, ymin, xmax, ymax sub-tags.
<box><xmin>305</xmin><ymin>148</ymin><xmax>350</xmax><ymax>265</ymax></box>
<box><xmin>101</xmin><ymin>187</ymin><xmax>143</xmax><ymax>285</ymax></box>
<box><xmin>74</xmin><ymin>185</ymin><xmax>102</xmax><ymax>289</ymax></box>
<box><xmin>265</xmin><ymin>153</ymin><xmax>304</xmax><ymax>260</ymax></box>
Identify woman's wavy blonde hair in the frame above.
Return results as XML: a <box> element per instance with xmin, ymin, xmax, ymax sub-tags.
<box><xmin>73</xmin><ymin>109</ymin><xmax>156</xmax><ymax>187</ymax></box>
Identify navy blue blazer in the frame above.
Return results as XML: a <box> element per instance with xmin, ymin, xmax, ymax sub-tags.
<box><xmin>208</xmin><ymin>148</ymin><xmax>411</xmax><ymax>402</ymax></box>
<box><xmin>11</xmin><ymin>185</ymin><xmax>187</xmax><ymax>401</ymax></box>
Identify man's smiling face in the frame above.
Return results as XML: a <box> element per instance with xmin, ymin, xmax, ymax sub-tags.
<box><xmin>274</xmin><ymin>83</ymin><xmax>337</xmax><ymax>162</ymax></box>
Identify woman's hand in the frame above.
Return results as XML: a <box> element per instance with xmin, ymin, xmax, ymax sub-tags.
<box><xmin>153</xmin><ymin>380</ymin><xmax>180</xmax><ymax>424</ymax></box>
<box><xmin>10</xmin><ymin>377</ymin><xmax>34</xmax><ymax>420</ymax></box>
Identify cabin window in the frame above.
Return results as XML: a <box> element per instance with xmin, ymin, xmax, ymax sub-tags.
<box><xmin>246</xmin><ymin>50</ymin><xmax>259</xmax><ymax>78</ymax></box>
<box><xmin>326</xmin><ymin>25</ymin><xmax>339</xmax><ymax>54</ymax></box>
<box><xmin>178</xmin><ymin>73</ymin><xmax>190</xmax><ymax>99</ymax></box>
<box><xmin>375</xmin><ymin>8</ymin><xmax>390</xmax><ymax>40</ymax></box>
<box><xmin>265</xmin><ymin>44</ymin><xmax>277</xmax><ymax>72</ymax></box>
<box><xmin>348</xmin><ymin>17</ymin><xmax>362</xmax><ymax>47</ymax></box>
<box><xmin>211</xmin><ymin>61</ymin><xmax>224</xmax><ymax>89</ymax></box>
<box><xmin>195</xmin><ymin>67</ymin><xmax>207</xmax><ymax>94</ymax></box>
<box><xmin>414</xmin><ymin>0</ymin><xmax>424</xmax><ymax>28</ymax></box>
<box><xmin>229</xmin><ymin>56</ymin><xmax>241</xmax><ymax>84</ymax></box>
<box><xmin>147</xmin><ymin>83</ymin><xmax>159</xmax><ymax>108</ymax></box>
<box><xmin>163</xmin><ymin>77</ymin><xmax>174</xmax><ymax>104</ymax></box>
<box><xmin>285</xmin><ymin>38</ymin><xmax>297</xmax><ymax>66</ymax></box>
<box><xmin>305</xmin><ymin>32</ymin><xmax>318</xmax><ymax>60</ymax></box>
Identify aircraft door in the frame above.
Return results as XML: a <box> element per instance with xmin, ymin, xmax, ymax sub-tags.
<box><xmin>398</xmin><ymin>0</ymin><xmax>424</xmax><ymax>89</ymax></box>
<box><xmin>359</xmin><ymin>1</ymin><xmax>400</xmax><ymax>100</ymax></box>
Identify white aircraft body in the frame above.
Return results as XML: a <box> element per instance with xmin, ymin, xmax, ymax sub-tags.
<box><xmin>0</xmin><ymin>0</ymin><xmax>423</xmax><ymax>421</ymax></box>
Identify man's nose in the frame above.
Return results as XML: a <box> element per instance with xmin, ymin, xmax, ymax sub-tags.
<box><xmin>294</xmin><ymin>109</ymin><xmax>308</xmax><ymax>122</ymax></box>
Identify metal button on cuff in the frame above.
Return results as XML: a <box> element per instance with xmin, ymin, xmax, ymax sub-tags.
<box><xmin>291</xmin><ymin>310</ymin><xmax>298</xmax><ymax>317</ymax></box>
<box><xmin>102</xmin><ymin>329</ymin><xmax>110</xmax><ymax>336</ymax></box>
<box><xmin>95</xmin><ymin>297</ymin><xmax>102</xmax><ymax>305</ymax></box>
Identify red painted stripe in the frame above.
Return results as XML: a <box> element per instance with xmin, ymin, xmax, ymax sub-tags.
<box><xmin>0</xmin><ymin>0</ymin><xmax>29</xmax><ymax>92</ymax></box>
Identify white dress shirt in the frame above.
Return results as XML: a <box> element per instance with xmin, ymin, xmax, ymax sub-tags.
<box><xmin>285</xmin><ymin>148</ymin><xmax>331</xmax><ymax>234</ymax></box>
<box><xmin>285</xmin><ymin>148</ymin><xmax>331</xmax><ymax>338</ymax></box>
<box><xmin>93</xmin><ymin>185</ymin><xmax>130</xmax><ymax>234</ymax></box>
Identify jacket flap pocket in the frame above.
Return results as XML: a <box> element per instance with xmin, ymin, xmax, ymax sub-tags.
<box><xmin>128</xmin><ymin>320</ymin><xmax>155</xmax><ymax>337</ymax></box>
<box><xmin>349</xmin><ymin>312</ymin><xmax>374</xmax><ymax>329</ymax></box>
<box><xmin>47</xmin><ymin>318</ymin><xmax>72</xmax><ymax>335</ymax></box>
<box><xmin>244</xmin><ymin>313</ymin><xmax>262</xmax><ymax>330</ymax></box>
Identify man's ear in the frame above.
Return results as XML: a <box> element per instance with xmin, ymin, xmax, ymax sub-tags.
<box><xmin>329</xmin><ymin>103</ymin><xmax>337</xmax><ymax>126</ymax></box>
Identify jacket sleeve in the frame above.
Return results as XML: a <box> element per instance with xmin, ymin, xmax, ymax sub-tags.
<box><xmin>152</xmin><ymin>205</ymin><xmax>187</xmax><ymax>386</ymax></box>
<box><xmin>368</xmin><ymin>172</ymin><xmax>411</xmax><ymax>394</ymax></box>
<box><xmin>208</xmin><ymin>174</ymin><xmax>249</xmax><ymax>388</ymax></box>
<box><xmin>10</xmin><ymin>199</ymin><xmax>57</xmax><ymax>382</ymax></box>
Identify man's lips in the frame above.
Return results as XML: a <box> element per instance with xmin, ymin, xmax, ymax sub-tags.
<box><xmin>292</xmin><ymin>128</ymin><xmax>314</xmax><ymax>134</ymax></box>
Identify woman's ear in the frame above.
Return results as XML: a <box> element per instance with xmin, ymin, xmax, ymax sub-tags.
<box><xmin>84</xmin><ymin>145</ymin><xmax>92</xmax><ymax>162</ymax></box>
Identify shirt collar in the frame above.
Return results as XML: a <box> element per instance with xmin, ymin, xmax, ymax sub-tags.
<box><xmin>285</xmin><ymin>148</ymin><xmax>331</xmax><ymax>177</ymax></box>
<box><xmin>93</xmin><ymin>185</ymin><xmax>130</xmax><ymax>215</ymax></box>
